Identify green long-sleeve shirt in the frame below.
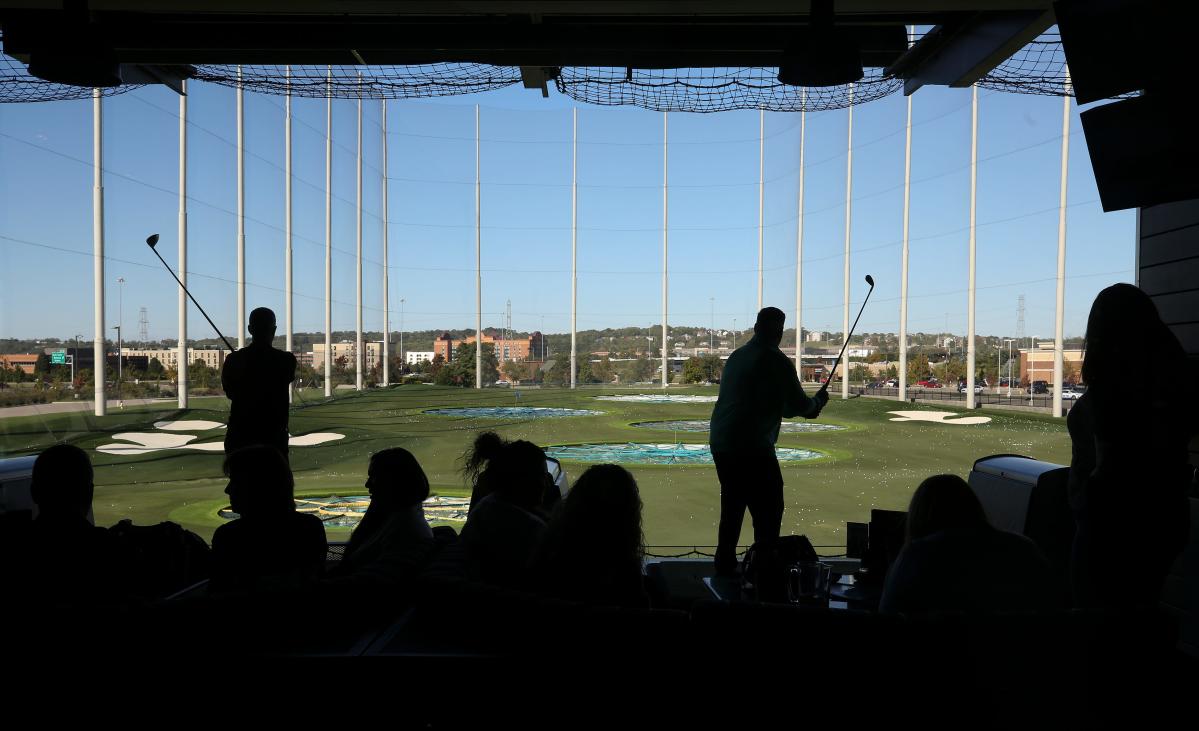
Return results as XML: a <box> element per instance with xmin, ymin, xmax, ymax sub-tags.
<box><xmin>709</xmin><ymin>334</ymin><xmax>818</xmax><ymax>452</ymax></box>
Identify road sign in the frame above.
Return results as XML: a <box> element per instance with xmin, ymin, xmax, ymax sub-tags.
<box><xmin>50</xmin><ymin>351</ymin><xmax>66</xmax><ymax>365</ymax></box>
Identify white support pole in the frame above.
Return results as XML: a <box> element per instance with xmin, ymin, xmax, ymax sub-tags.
<box><xmin>841</xmin><ymin>85</ymin><xmax>854</xmax><ymax>400</ymax></box>
<box><xmin>178</xmin><ymin>81</ymin><xmax>189</xmax><ymax>409</ymax></box>
<box><xmin>93</xmin><ymin>89</ymin><xmax>106</xmax><ymax>416</ymax></box>
<box><xmin>1053</xmin><ymin>71</ymin><xmax>1071</xmax><ymax>418</ymax></box>
<box><xmin>285</xmin><ymin>66</ymin><xmax>293</xmax><ymax>402</ymax></box>
<box><xmin>662</xmin><ymin>111</ymin><xmax>669</xmax><ymax>389</ymax></box>
<box><xmin>236</xmin><ymin>65</ymin><xmax>246</xmax><ymax>348</ymax></box>
<box><xmin>355</xmin><ymin>76</ymin><xmax>364</xmax><ymax>391</ymax></box>
<box><xmin>324</xmin><ymin>67</ymin><xmax>333</xmax><ymax>398</ymax></box>
<box><xmin>570</xmin><ymin>107</ymin><xmax>578</xmax><ymax>389</ymax></box>
<box><xmin>382</xmin><ymin>99</ymin><xmax>390</xmax><ymax>388</ymax></box>
<box><xmin>966</xmin><ymin>84</ymin><xmax>979</xmax><ymax>409</ymax></box>
<box><xmin>758</xmin><ymin>107</ymin><xmax>765</xmax><ymax>312</ymax></box>
<box><xmin>475</xmin><ymin>104</ymin><xmax>482</xmax><ymax>390</ymax></box>
<box><xmin>795</xmin><ymin>97</ymin><xmax>806</xmax><ymax>378</ymax></box>
<box><xmin>899</xmin><ymin>27</ymin><xmax>914</xmax><ymax>403</ymax></box>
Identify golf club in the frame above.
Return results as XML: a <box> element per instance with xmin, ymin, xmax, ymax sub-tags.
<box><xmin>145</xmin><ymin>233</ymin><xmax>237</xmax><ymax>352</ymax></box>
<box><xmin>820</xmin><ymin>274</ymin><xmax>875</xmax><ymax>393</ymax></box>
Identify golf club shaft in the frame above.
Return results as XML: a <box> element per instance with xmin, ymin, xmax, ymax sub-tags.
<box><xmin>821</xmin><ymin>284</ymin><xmax>876</xmax><ymax>391</ymax></box>
<box><xmin>148</xmin><ymin>245</ymin><xmax>237</xmax><ymax>352</ymax></box>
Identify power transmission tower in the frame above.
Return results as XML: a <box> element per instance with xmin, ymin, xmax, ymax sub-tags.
<box><xmin>1016</xmin><ymin>295</ymin><xmax>1026</xmax><ymax>350</ymax></box>
<box><xmin>138</xmin><ymin>307</ymin><xmax>149</xmax><ymax>342</ymax></box>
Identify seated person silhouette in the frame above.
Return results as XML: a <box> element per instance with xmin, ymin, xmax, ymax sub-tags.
<box><xmin>210</xmin><ymin>445</ymin><xmax>327</xmax><ymax>594</ymax></box>
<box><xmin>11</xmin><ymin>443</ymin><xmax>123</xmax><ymax>606</ymax></box>
<box><xmin>536</xmin><ymin>464</ymin><xmax>649</xmax><ymax>608</ymax></box>
<box><xmin>459</xmin><ymin>432</ymin><xmax>553</xmax><ymax>589</ymax></box>
<box><xmin>880</xmin><ymin>474</ymin><xmax>1058</xmax><ymax>615</ymax></box>
<box><xmin>333</xmin><ymin>447</ymin><xmax>437</xmax><ymax>580</ymax></box>
<box><xmin>221</xmin><ymin>307</ymin><xmax>297</xmax><ymax>457</ymax></box>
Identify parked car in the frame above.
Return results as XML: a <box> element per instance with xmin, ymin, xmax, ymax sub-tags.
<box><xmin>1031</xmin><ymin>380</ymin><xmax>1049</xmax><ymax>395</ymax></box>
<box><xmin>1061</xmin><ymin>385</ymin><xmax>1086</xmax><ymax>400</ymax></box>
<box><xmin>884</xmin><ymin>379</ymin><xmax>898</xmax><ymax>388</ymax></box>
<box><xmin>916</xmin><ymin>379</ymin><xmax>942</xmax><ymax>388</ymax></box>
<box><xmin>958</xmin><ymin>383</ymin><xmax>983</xmax><ymax>394</ymax></box>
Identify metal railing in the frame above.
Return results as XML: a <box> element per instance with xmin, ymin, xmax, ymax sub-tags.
<box><xmin>850</xmin><ymin>386</ymin><xmax>1069</xmax><ymax>410</ymax></box>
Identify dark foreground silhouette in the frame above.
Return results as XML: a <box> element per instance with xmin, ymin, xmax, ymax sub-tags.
<box><xmin>221</xmin><ymin>306</ymin><xmax>297</xmax><ymax>456</ymax></box>
<box><xmin>709</xmin><ymin>306</ymin><xmax>828</xmax><ymax>578</ymax></box>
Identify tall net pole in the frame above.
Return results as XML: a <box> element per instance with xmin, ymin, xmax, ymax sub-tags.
<box><xmin>795</xmin><ymin>97</ymin><xmax>806</xmax><ymax>378</ymax></box>
<box><xmin>661</xmin><ymin>111</ymin><xmax>669</xmax><ymax>389</ymax></box>
<box><xmin>1053</xmin><ymin>70</ymin><xmax>1071</xmax><ymax>418</ymax></box>
<box><xmin>570</xmin><ymin>107</ymin><xmax>578</xmax><ymax>389</ymax></box>
<box><xmin>382</xmin><ymin>99</ymin><xmax>390</xmax><ymax>388</ymax></box>
<box><xmin>355</xmin><ymin>74</ymin><xmax>364</xmax><ymax>391</ymax></box>
<box><xmin>475</xmin><ymin>104</ymin><xmax>482</xmax><ymax>390</ymax></box>
<box><xmin>966</xmin><ymin>84</ymin><xmax>979</xmax><ymax>409</ymax></box>
<box><xmin>236</xmin><ymin>65</ymin><xmax>246</xmax><ymax>348</ymax></box>
<box><xmin>841</xmin><ymin>85</ymin><xmax>854</xmax><ymax>401</ymax></box>
<box><xmin>758</xmin><ymin>107</ymin><xmax>764</xmax><ymax>311</ymax></box>
<box><xmin>178</xmin><ymin>80</ymin><xmax>189</xmax><ymax>409</ymax></box>
<box><xmin>898</xmin><ymin>26</ymin><xmax>914</xmax><ymax>403</ymax></box>
<box><xmin>93</xmin><ymin>88</ymin><xmax>106</xmax><ymax>416</ymax></box>
<box><xmin>285</xmin><ymin>66</ymin><xmax>293</xmax><ymax>402</ymax></box>
<box><xmin>323</xmin><ymin>67</ymin><xmax>333</xmax><ymax>398</ymax></box>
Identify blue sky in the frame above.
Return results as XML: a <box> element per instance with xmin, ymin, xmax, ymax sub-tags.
<box><xmin>0</xmin><ymin>73</ymin><xmax>1134</xmax><ymax>344</ymax></box>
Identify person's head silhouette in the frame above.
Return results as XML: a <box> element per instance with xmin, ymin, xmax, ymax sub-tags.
<box><xmin>1083</xmin><ymin>283</ymin><xmax>1184</xmax><ymax>389</ymax></box>
<box><xmin>551</xmin><ymin>463</ymin><xmax>644</xmax><ymax>558</ymax></box>
<box><xmin>223</xmin><ymin>444</ymin><xmax>295</xmax><ymax>519</ymax></box>
<box><xmin>248</xmin><ymin>307</ymin><xmax>277</xmax><ymax>345</ymax></box>
<box><xmin>30</xmin><ymin>443</ymin><xmax>94</xmax><ymax>521</ymax></box>
<box><xmin>753</xmin><ymin>306</ymin><xmax>786</xmax><ymax>347</ymax></box>
<box><xmin>905</xmin><ymin>474</ymin><xmax>988</xmax><ymax>544</ymax></box>
<box><xmin>464</xmin><ymin>432</ymin><xmax>552</xmax><ymax>511</ymax></box>
<box><xmin>366</xmin><ymin>447</ymin><xmax>430</xmax><ymax>511</ymax></box>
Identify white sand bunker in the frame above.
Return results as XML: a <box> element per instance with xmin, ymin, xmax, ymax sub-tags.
<box><xmin>596</xmin><ymin>394</ymin><xmax>717</xmax><ymax>404</ymax></box>
<box><xmin>97</xmin><ymin>432</ymin><xmax>226</xmax><ymax>455</ymax></box>
<box><xmin>288</xmin><ymin>432</ymin><xmax>345</xmax><ymax>446</ymax></box>
<box><xmin>153</xmin><ymin>420</ymin><xmax>226</xmax><ymax>431</ymax></box>
<box><xmin>97</xmin><ymin>422</ymin><xmax>345</xmax><ymax>455</ymax></box>
<box><xmin>887</xmin><ymin>410</ymin><xmax>992</xmax><ymax>426</ymax></box>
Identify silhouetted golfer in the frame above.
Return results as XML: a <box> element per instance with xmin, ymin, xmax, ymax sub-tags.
<box><xmin>709</xmin><ymin>307</ymin><xmax>828</xmax><ymax>578</ymax></box>
<box><xmin>221</xmin><ymin>307</ymin><xmax>297</xmax><ymax>456</ymax></box>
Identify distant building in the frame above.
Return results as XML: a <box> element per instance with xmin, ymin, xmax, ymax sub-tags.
<box><xmin>805</xmin><ymin>331</ymin><xmax>827</xmax><ymax>343</ymax></box>
<box><xmin>1018</xmin><ymin>346</ymin><xmax>1084</xmax><ymax>384</ymax></box>
<box><xmin>122</xmin><ymin>347</ymin><xmax>228</xmax><ymax>371</ymax></box>
<box><xmin>434</xmin><ymin>330</ymin><xmax>546</xmax><ymax>363</ymax></box>
<box><xmin>311</xmin><ymin>341</ymin><xmax>386</xmax><ymax>372</ymax></box>
<box><xmin>0</xmin><ymin>353</ymin><xmax>40</xmax><ymax>374</ymax></box>
<box><xmin>405</xmin><ymin>351</ymin><xmax>435</xmax><ymax>365</ymax></box>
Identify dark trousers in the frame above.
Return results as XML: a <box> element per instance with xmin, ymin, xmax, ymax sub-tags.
<box><xmin>712</xmin><ymin>447</ymin><xmax>784</xmax><ymax>576</ymax></box>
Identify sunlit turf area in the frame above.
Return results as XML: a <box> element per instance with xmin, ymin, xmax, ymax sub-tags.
<box><xmin>0</xmin><ymin>385</ymin><xmax>1072</xmax><ymax>549</ymax></box>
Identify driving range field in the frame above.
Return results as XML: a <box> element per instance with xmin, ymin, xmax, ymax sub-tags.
<box><xmin>0</xmin><ymin>385</ymin><xmax>1073</xmax><ymax>549</ymax></box>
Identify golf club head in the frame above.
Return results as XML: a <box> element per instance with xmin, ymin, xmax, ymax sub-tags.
<box><xmin>865</xmin><ymin>274</ymin><xmax>874</xmax><ymax>287</ymax></box>
<box><xmin>146</xmin><ymin>234</ymin><xmax>160</xmax><ymax>248</ymax></box>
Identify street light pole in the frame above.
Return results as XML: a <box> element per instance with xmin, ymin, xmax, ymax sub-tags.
<box><xmin>400</xmin><ymin>297</ymin><xmax>405</xmax><ymax>373</ymax></box>
<box><xmin>117</xmin><ymin>276</ymin><xmax>124</xmax><ymax>393</ymax></box>
<box><xmin>710</xmin><ymin>297</ymin><xmax>714</xmax><ymax>351</ymax></box>
<box><xmin>113</xmin><ymin>324</ymin><xmax>122</xmax><ymax>396</ymax></box>
<box><xmin>1004</xmin><ymin>338</ymin><xmax>1014</xmax><ymax>397</ymax></box>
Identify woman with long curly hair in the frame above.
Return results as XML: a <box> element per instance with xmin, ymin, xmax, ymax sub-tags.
<box><xmin>537</xmin><ymin>464</ymin><xmax>649</xmax><ymax>608</ymax></box>
<box><xmin>1068</xmin><ymin>283</ymin><xmax>1195</xmax><ymax>608</ymax></box>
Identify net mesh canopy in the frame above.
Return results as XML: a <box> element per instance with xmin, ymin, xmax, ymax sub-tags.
<box><xmin>190</xmin><ymin>64</ymin><xmax>522</xmax><ymax>99</ymax></box>
<box><xmin>4</xmin><ymin>33</ymin><xmax>1089</xmax><ymax>105</ymax></box>
<box><xmin>555</xmin><ymin>66</ymin><xmax>901</xmax><ymax>113</ymax></box>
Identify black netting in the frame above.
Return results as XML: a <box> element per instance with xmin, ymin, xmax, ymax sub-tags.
<box><xmin>978</xmin><ymin>34</ymin><xmax>1072</xmax><ymax>96</ymax></box>
<box><xmin>1</xmin><ymin>47</ymin><xmax>140</xmax><ymax>103</ymax></box>
<box><xmin>554</xmin><ymin>66</ymin><xmax>902</xmax><ymax>113</ymax></box>
<box><xmin>5</xmin><ymin>31</ymin><xmax>1095</xmax><ymax>105</ymax></box>
<box><xmin>190</xmin><ymin>64</ymin><xmax>522</xmax><ymax>99</ymax></box>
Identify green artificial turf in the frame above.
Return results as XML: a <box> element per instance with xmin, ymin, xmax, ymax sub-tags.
<box><xmin>0</xmin><ymin>385</ymin><xmax>1072</xmax><ymax>549</ymax></box>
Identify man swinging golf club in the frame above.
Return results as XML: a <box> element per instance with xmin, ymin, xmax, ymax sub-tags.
<box><xmin>221</xmin><ymin>307</ymin><xmax>296</xmax><ymax>457</ymax></box>
<box><xmin>709</xmin><ymin>306</ymin><xmax>829</xmax><ymax>580</ymax></box>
